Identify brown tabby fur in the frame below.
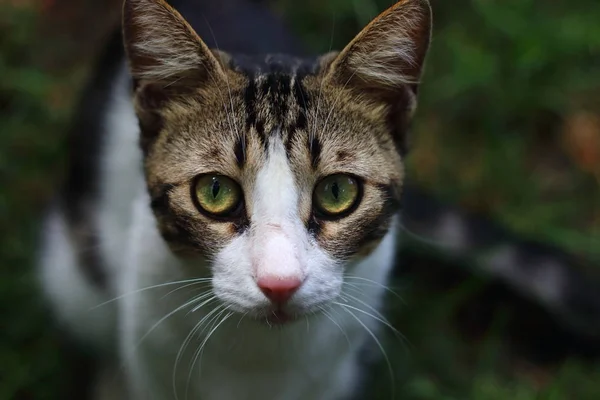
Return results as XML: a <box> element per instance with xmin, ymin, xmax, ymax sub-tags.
<box><xmin>122</xmin><ymin>0</ymin><xmax>431</xmax><ymax>261</ymax></box>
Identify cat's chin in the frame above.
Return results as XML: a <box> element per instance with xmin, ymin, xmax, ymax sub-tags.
<box><xmin>262</xmin><ymin>310</ymin><xmax>294</xmax><ymax>326</ymax></box>
<box><xmin>220</xmin><ymin>297</ymin><xmax>330</xmax><ymax>327</ymax></box>
<box><xmin>252</xmin><ymin>305</ymin><xmax>326</xmax><ymax>327</ymax></box>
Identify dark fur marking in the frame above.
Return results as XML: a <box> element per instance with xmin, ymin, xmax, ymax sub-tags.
<box><xmin>232</xmin><ymin>215</ymin><xmax>250</xmax><ymax>234</ymax></box>
<box><xmin>163</xmin><ymin>214</ymin><xmax>203</xmax><ymax>249</ymax></box>
<box><xmin>66</xmin><ymin>218</ymin><xmax>107</xmax><ymax>288</ymax></box>
<box><xmin>275</xmin><ymin>74</ymin><xmax>291</xmax><ymax>124</ymax></box>
<box><xmin>294</xmin><ymin>108</ymin><xmax>307</xmax><ymax>132</ymax></box>
<box><xmin>307</xmin><ymin>215</ymin><xmax>322</xmax><ymax>237</ymax></box>
<box><xmin>243</xmin><ymin>75</ymin><xmax>268</xmax><ymax>150</ymax></box>
<box><xmin>332</xmin><ymin>183</ymin><xmax>400</xmax><ymax>259</ymax></box>
<box><xmin>244</xmin><ymin>75</ymin><xmax>257</xmax><ymax>129</ymax></box>
<box><xmin>255</xmin><ymin>119</ymin><xmax>268</xmax><ymax>151</ymax></box>
<box><xmin>359</xmin><ymin>212</ymin><xmax>394</xmax><ymax>247</ymax></box>
<box><xmin>208</xmin><ymin>147</ymin><xmax>220</xmax><ymax>161</ymax></box>
<box><xmin>230</xmin><ymin>56</ymin><xmax>317</xmax><ymax>157</ymax></box>
<box><xmin>261</xmin><ymin>73</ymin><xmax>275</xmax><ymax>95</ymax></box>
<box><xmin>149</xmin><ymin>183</ymin><xmax>175</xmax><ymax>216</ymax></box>
<box><xmin>309</xmin><ymin>136</ymin><xmax>321</xmax><ymax>168</ymax></box>
<box><xmin>234</xmin><ymin>134</ymin><xmax>246</xmax><ymax>168</ymax></box>
<box><xmin>60</xmin><ymin>30</ymin><xmax>126</xmax><ymax>289</ymax></box>
<box><xmin>292</xmin><ymin>75</ymin><xmax>309</xmax><ymax>131</ymax></box>
<box><xmin>261</xmin><ymin>73</ymin><xmax>291</xmax><ymax>126</ymax></box>
<box><xmin>285</xmin><ymin>75</ymin><xmax>310</xmax><ymax>157</ymax></box>
<box><xmin>284</xmin><ymin>130</ymin><xmax>296</xmax><ymax>157</ymax></box>
<box><xmin>336</xmin><ymin>150</ymin><xmax>351</xmax><ymax>162</ymax></box>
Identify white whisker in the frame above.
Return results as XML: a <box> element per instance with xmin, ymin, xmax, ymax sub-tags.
<box><xmin>172</xmin><ymin>301</ymin><xmax>221</xmax><ymax>399</ymax></box>
<box><xmin>137</xmin><ymin>292</ymin><xmax>215</xmax><ymax>349</ymax></box>
<box><xmin>318</xmin><ymin>305</ymin><xmax>350</xmax><ymax>346</ymax></box>
<box><xmin>89</xmin><ymin>278</ymin><xmax>213</xmax><ymax>311</ymax></box>
<box><xmin>339</xmin><ymin>305</ymin><xmax>396</xmax><ymax>399</ymax></box>
<box><xmin>161</xmin><ymin>281</ymin><xmax>212</xmax><ymax>299</ymax></box>
<box><xmin>188</xmin><ymin>293</ymin><xmax>220</xmax><ymax>314</ymax></box>
<box><xmin>335</xmin><ymin>299</ymin><xmax>405</xmax><ymax>345</ymax></box>
<box><xmin>180</xmin><ymin>303</ymin><xmax>226</xmax><ymax>400</ymax></box>
<box><xmin>237</xmin><ymin>311</ymin><xmax>248</xmax><ymax>329</ymax></box>
<box><xmin>343</xmin><ymin>274</ymin><xmax>405</xmax><ymax>302</ymax></box>
<box><xmin>186</xmin><ymin>309</ymin><xmax>233</xmax><ymax>399</ymax></box>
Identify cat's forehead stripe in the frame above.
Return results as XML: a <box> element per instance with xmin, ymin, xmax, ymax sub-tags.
<box><xmin>234</xmin><ymin>53</ymin><xmax>316</xmax><ymax>159</ymax></box>
<box><xmin>234</xmin><ymin>134</ymin><xmax>246</xmax><ymax>168</ymax></box>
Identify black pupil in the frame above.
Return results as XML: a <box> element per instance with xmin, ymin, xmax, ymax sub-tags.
<box><xmin>331</xmin><ymin>181</ymin><xmax>339</xmax><ymax>200</ymax></box>
<box><xmin>211</xmin><ymin>178</ymin><xmax>221</xmax><ymax>198</ymax></box>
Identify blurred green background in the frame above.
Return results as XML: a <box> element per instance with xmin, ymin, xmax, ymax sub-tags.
<box><xmin>1</xmin><ymin>0</ymin><xmax>599</xmax><ymax>398</ymax></box>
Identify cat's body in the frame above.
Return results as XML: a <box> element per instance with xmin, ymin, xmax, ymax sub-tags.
<box><xmin>39</xmin><ymin>0</ymin><xmax>432</xmax><ymax>399</ymax></box>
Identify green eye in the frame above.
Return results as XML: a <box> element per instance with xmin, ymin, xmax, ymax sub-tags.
<box><xmin>194</xmin><ymin>175</ymin><xmax>243</xmax><ymax>217</ymax></box>
<box><xmin>313</xmin><ymin>174</ymin><xmax>361</xmax><ymax>218</ymax></box>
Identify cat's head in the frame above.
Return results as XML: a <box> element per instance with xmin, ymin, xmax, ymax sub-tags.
<box><xmin>122</xmin><ymin>0</ymin><xmax>431</xmax><ymax>322</ymax></box>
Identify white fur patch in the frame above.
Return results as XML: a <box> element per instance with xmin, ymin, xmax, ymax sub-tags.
<box><xmin>38</xmin><ymin>209</ymin><xmax>116</xmax><ymax>351</ymax></box>
<box><xmin>251</xmin><ymin>138</ymin><xmax>306</xmax><ymax>281</ymax></box>
<box><xmin>98</xmin><ymin>65</ymin><xmax>143</xmax><ymax>280</ymax></box>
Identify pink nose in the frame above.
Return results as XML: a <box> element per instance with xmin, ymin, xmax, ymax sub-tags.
<box><xmin>257</xmin><ymin>276</ymin><xmax>302</xmax><ymax>304</ymax></box>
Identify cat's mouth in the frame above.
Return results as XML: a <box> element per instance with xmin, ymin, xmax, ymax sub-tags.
<box><xmin>249</xmin><ymin>304</ymin><xmax>310</xmax><ymax>326</ymax></box>
<box><xmin>264</xmin><ymin>309</ymin><xmax>293</xmax><ymax>325</ymax></box>
<box><xmin>256</xmin><ymin>303</ymin><xmax>325</xmax><ymax>326</ymax></box>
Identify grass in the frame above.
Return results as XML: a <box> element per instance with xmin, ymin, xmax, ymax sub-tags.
<box><xmin>1</xmin><ymin>0</ymin><xmax>600</xmax><ymax>399</ymax></box>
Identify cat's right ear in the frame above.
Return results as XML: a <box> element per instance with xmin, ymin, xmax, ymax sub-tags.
<box><xmin>122</xmin><ymin>0</ymin><xmax>226</xmax><ymax>96</ymax></box>
<box><xmin>323</xmin><ymin>0</ymin><xmax>431</xmax><ymax>100</ymax></box>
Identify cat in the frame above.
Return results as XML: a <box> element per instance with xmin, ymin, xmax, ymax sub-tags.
<box><xmin>38</xmin><ymin>0</ymin><xmax>600</xmax><ymax>398</ymax></box>
<box><xmin>38</xmin><ymin>0</ymin><xmax>432</xmax><ymax>399</ymax></box>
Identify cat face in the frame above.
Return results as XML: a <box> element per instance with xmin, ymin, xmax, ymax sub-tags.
<box><xmin>123</xmin><ymin>0</ymin><xmax>431</xmax><ymax>321</ymax></box>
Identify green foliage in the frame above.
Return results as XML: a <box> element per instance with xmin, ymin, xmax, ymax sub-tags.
<box><xmin>416</xmin><ymin>0</ymin><xmax>600</xmax><ymax>259</ymax></box>
<box><xmin>0</xmin><ymin>6</ymin><xmax>72</xmax><ymax>399</ymax></box>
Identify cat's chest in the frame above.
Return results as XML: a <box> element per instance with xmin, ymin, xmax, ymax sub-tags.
<box><xmin>194</xmin><ymin>358</ymin><xmax>356</xmax><ymax>400</ymax></box>
<box><xmin>126</xmin><ymin>315</ymin><xmax>361</xmax><ymax>400</ymax></box>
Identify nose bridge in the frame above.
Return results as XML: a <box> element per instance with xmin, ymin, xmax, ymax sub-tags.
<box><xmin>251</xmin><ymin>137</ymin><xmax>298</xmax><ymax>225</ymax></box>
<box><xmin>253</xmin><ymin>225</ymin><xmax>302</xmax><ymax>276</ymax></box>
<box><xmin>250</xmin><ymin>137</ymin><xmax>306</xmax><ymax>280</ymax></box>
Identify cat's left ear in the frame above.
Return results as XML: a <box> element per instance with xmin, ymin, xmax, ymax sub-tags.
<box><xmin>122</xmin><ymin>0</ymin><xmax>230</xmax><ymax>152</ymax></box>
<box><xmin>122</xmin><ymin>0</ymin><xmax>227</xmax><ymax>93</ymax></box>
<box><xmin>323</xmin><ymin>0</ymin><xmax>431</xmax><ymax>103</ymax></box>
